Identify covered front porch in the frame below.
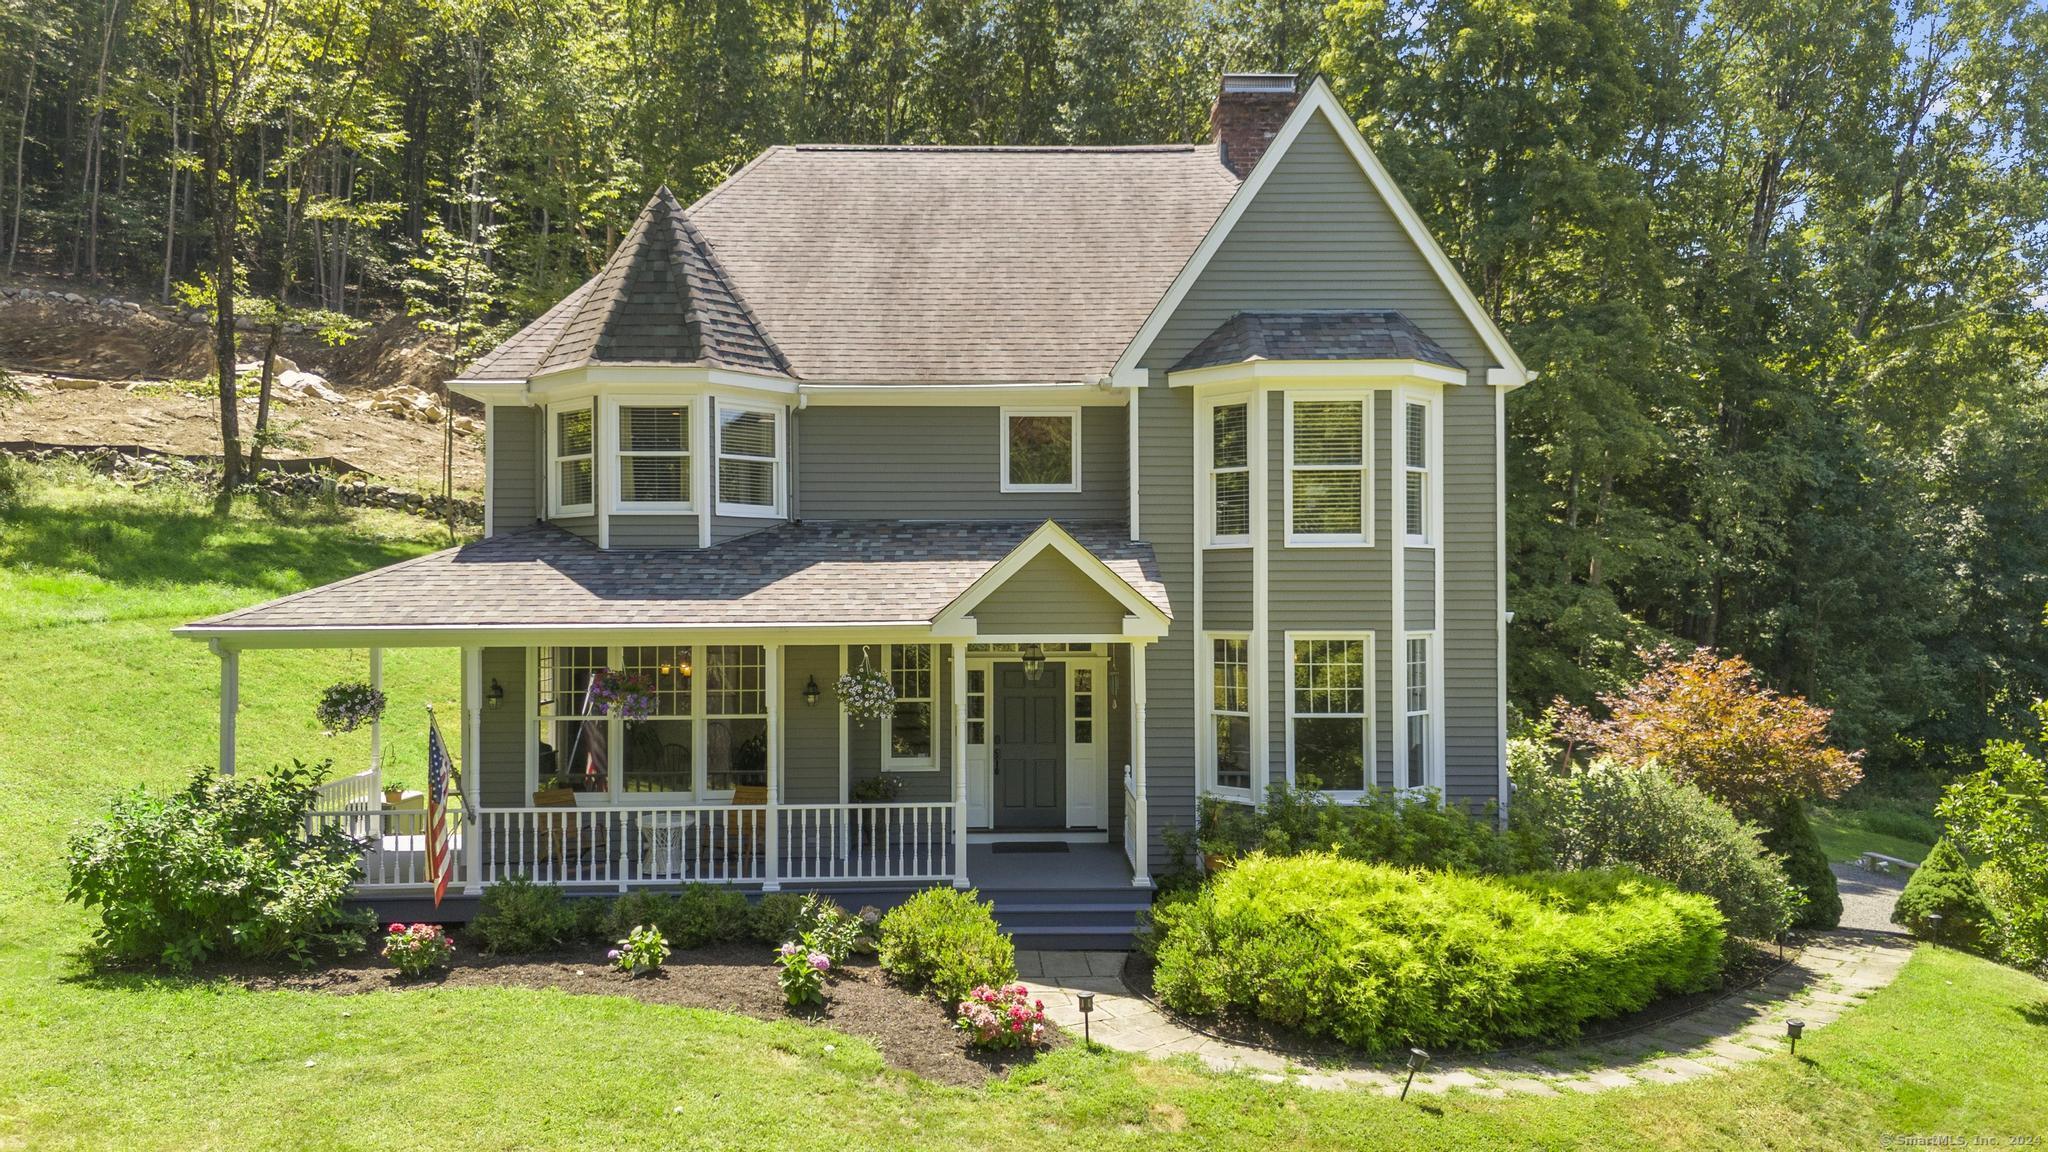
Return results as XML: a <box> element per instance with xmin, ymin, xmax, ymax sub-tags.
<box><xmin>185</xmin><ymin>519</ymin><xmax>1169</xmax><ymax>900</ymax></box>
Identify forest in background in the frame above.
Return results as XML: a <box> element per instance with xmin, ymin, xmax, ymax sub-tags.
<box><xmin>1</xmin><ymin>0</ymin><xmax>2045</xmax><ymax>781</ymax></box>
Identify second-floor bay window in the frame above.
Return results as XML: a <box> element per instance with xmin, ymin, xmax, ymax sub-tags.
<box><xmin>550</xmin><ymin>402</ymin><xmax>595</xmax><ymax>517</ymax></box>
<box><xmin>616</xmin><ymin>403</ymin><xmax>691</xmax><ymax>510</ymax></box>
<box><xmin>716</xmin><ymin>402</ymin><xmax>783</xmax><ymax>517</ymax></box>
<box><xmin>1287</xmin><ymin>397</ymin><xmax>1368</xmax><ymax>544</ymax></box>
<box><xmin>1207</xmin><ymin>401</ymin><xmax>1250</xmax><ymax>545</ymax></box>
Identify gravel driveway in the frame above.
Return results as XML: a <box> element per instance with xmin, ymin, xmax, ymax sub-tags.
<box><xmin>1831</xmin><ymin>862</ymin><xmax>1907</xmax><ymax>934</ymax></box>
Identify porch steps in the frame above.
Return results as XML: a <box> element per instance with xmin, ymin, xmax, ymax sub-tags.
<box><xmin>977</xmin><ymin>886</ymin><xmax>1154</xmax><ymax>951</ymax></box>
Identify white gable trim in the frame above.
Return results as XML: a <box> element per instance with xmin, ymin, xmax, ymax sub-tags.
<box><xmin>1111</xmin><ymin>78</ymin><xmax>1531</xmax><ymax>390</ymax></box>
<box><xmin>930</xmin><ymin>520</ymin><xmax>1172</xmax><ymax>638</ymax></box>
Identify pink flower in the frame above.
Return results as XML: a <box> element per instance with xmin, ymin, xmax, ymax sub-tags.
<box><xmin>808</xmin><ymin>952</ymin><xmax>831</xmax><ymax>972</ymax></box>
<box><xmin>388</xmin><ymin>923</ymin><xmax>405</xmax><ymax>933</ymax></box>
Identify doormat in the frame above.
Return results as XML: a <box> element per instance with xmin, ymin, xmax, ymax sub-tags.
<box><xmin>991</xmin><ymin>842</ymin><xmax>1071</xmax><ymax>854</ymax></box>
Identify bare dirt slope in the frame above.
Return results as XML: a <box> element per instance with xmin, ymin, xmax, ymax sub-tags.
<box><xmin>1</xmin><ymin>284</ymin><xmax>482</xmax><ymax>495</ymax></box>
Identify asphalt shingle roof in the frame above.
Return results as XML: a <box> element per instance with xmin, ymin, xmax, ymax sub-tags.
<box><xmin>185</xmin><ymin>522</ymin><xmax>1168</xmax><ymax>634</ymax></box>
<box><xmin>460</xmin><ymin>145</ymin><xmax>1241</xmax><ymax>386</ymax></box>
<box><xmin>1171</xmin><ymin>310</ymin><xmax>1465</xmax><ymax>373</ymax></box>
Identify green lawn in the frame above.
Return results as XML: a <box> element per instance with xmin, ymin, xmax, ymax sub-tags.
<box><xmin>1811</xmin><ymin>805</ymin><xmax>1937</xmax><ymax>865</ymax></box>
<box><xmin>4</xmin><ymin>466</ymin><xmax>2046</xmax><ymax>1150</ymax></box>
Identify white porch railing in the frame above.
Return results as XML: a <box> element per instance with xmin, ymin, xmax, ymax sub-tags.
<box><xmin>313</xmin><ymin>767</ymin><xmax>379</xmax><ymax>813</ymax></box>
<box><xmin>308</xmin><ymin>806</ymin><xmax>470</xmax><ymax>890</ymax></box>
<box><xmin>778</xmin><ymin>803</ymin><xmax>957</xmax><ymax>883</ymax></box>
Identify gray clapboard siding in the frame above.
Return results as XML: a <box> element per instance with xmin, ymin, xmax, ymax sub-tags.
<box><xmin>797</xmin><ymin>405</ymin><xmax>1127</xmax><ymax>522</ymax></box>
<box><xmin>609</xmin><ymin>514</ymin><xmax>698</xmax><ymax>548</ymax></box>
<box><xmin>1132</xmin><ymin>383</ymin><xmax>1197</xmax><ymax>872</ymax></box>
<box><xmin>478</xmin><ymin>647</ymin><xmax>529</xmax><ymax>807</ymax></box>
<box><xmin>489</xmin><ymin>407</ymin><xmax>539</xmax><ymax>535</ymax></box>
<box><xmin>1203</xmin><ymin>549</ymin><xmax>1252</xmax><ymax>631</ymax></box>
<box><xmin>1405</xmin><ymin>549</ymin><xmax>1436</xmax><ymax>631</ymax></box>
<box><xmin>781</xmin><ymin>645</ymin><xmax>842</xmax><ymax>804</ymax></box>
<box><xmin>971</xmin><ymin>550</ymin><xmax>1131</xmax><ymax>634</ymax></box>
<box><xmin>1443</xmin><ymin>380</ymin><xmax>1503</xmax><ymax>811</ymax></box>
<box><xmin>844</xmin><ymin>645</ymin><xmax>956</xmax><ymax>805</ymax></box>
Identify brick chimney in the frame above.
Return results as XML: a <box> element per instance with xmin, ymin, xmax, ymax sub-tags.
<box><xmin>1210</xmin><ymin>73</ymin><xmax>1299</xmax><ymax>178</ymax></box>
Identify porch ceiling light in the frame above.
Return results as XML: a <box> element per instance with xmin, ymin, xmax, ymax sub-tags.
<box><xmin>1022</xmin><ymin>644</ymin><xmax>1047</xmax><ymax>683</ymax></box>
<box><xmin>803</xmin><ymin>674</ymin><xmax>822</xmax><ymax>707</ymax></box>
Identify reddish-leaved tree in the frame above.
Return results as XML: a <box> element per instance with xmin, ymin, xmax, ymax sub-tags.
<box><xmin>1555</xmin><ymin>645</ymin><xmax>1863</xmax><ymax>818</ymax></box>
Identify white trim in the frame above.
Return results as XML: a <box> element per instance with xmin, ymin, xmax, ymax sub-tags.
<box><xmin>482</xmin><ymin>405</ymin><xmax>495</xmax><ymax>537</ymax></box>
<box><xmin>1495</xmin><ymin>387</ymin><xmax>1510</xmax><ymax>820</ymax></box>
<box><xmin>1399</xmin><ymin>392</ymin><xmax>1439</xmax><ymax>547</ymax></box>
<box><xmin>546</xmin><ymin>401</ymin><xmax>595</xmax><ymax>519</ymax></box>
<box><xmin>1201</xmin><ymin>632</ymin><xmax>1255</xmax><ymax>804</ymax></box>
<box><xmin>178</xmin><ymin>623</ymin><xmax>1151</xmax><ymax>649</ymax></box>
<box><xmin>1283</xmin><ymin>631</ymin><xmax>1376</xmax><ymax>800</ymax></box>
<box><xmin>951</xmin><ymin>640</ymin><xmax>970</xmax><ymax>886</ymax></box>
<box><xmin>1199</xmin><ymin>393</ymin><xmax>1253</xmax><ymax>549</ymax></box>
<box><xmin>880</xmin><ymin>642</ymin><xmax>939</xmax><ymax>772</ymax></box>
<box><xmin>1129</xmin><ymin>641</ymin><xmax>1150</xmax><ymax>886</ymax></box>
<box><xmin>1283</xmin><ymin>390</ymin><xmax>1374</xmax><ymax>547</ymax></box>
<box><xmin>1399</xmin><ymin>631</ymin><xmax>1443</xmax><ymax>793</ymax></box>
<box><xmin>368</xmin><ymin>647</ymin><xmax>383</xmax><ymax>783</ymax></box>
<box><xmin>523</xmin><ymin>646</ymin><xmax>540</xmax><ymax>796</ymax></box>
<box><xmin>1169</xmin><ymin>358</ymin><xmax>1465</xmax><ymax>390</ymax></box>
<box><xmin>215</xmin><ymin>642</ymin><xmax>238</xmax><ymax>776</ymax></box>
<box><xmin>837</xmin><ymin>645</ymin><xmax>850</xmax><ymax>806</ymax></box>
<box><xmin>930</xmin><ymin>520</ymin><xmax>1171</xmax><ymax>637</ymax></box>
<box><xmin>1127</xmin><ymin>390</ymin><xmax>1141</xmax><ymax>541</ymax></box>
<box><xmin>695</xmin><ymin>397</ymin><xmax>712</xmax><ymax>548</ymax></box>
<box><xmin>1249</xmin><ymin>392</ymin><xmax>1270</xmax><ymax>793</ymax></box>
<box><xmin>461</xmin><ymin>646</ymin><xmax>484</xmax><ymax>893</ymax></box>
<box><xmin>713</xmin><ymin>398</ymin><xmax>787</xmax><ymax>518</ymax></box>
<box><xmin>998</xmin><ymin>406</ymin><xmax>1083</xmax><ymax>493</ymax></box>
<box><xmin>1109</xmin><ymin>78</ymin><xmax>1530</xmax><ymax>389</ymax></box>
<box><xmin>608</xmin><ymin>396</ymin><xmax>697</xmax><ymax>514</ymax></box>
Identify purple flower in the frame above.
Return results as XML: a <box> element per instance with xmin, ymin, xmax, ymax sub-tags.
<box><xmin>778</xmin><ymin>941</ymin><xmax>800</xmax><ymax>958</ymax></box>
<box><xmin>808</xmin><ymin>952</ymin><xmax>831</xmax><ymax>972</ymax></box>
<box><xmin>607</xmin><ymin>949</ymin><xmax>622</xmax><ymax>961</ymax></box>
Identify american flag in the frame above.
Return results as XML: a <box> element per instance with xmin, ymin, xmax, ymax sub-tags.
<box><xmin>572</xmin><ymin>670</ymin><xmax>607</xmax><ymax>789</ymax></box>
<box><xmin>425</xmin><ymin>712</ymin><xmax>455</xmax><ymax>906</ymax></box>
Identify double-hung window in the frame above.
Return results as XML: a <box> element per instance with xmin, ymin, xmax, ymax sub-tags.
<box><xmin>1288</xmin><ymin>635</ymin><xmax>1370</xmax><ymax>794</ymax></box>
<box><xmin>1207</xmin><ymin>401</ymin><xmax>1250</xmax><ymax>545</ymax></box>
<box><xmin>884</xmin><ymin>644</ymin><xmax>936</xmax><ymax>770</ymax></box>
<box><xmin>616</xmin><ymin>403</ymin><xmax>691</xmax><ymax>510</ymax></box>
<box><xmin>1404</xmin><ymin>399</ymin><xmax>1432</xmax><ymax>544</ymax></box>
<box><xmin>550</xmin><ymin>403</ymin><xmax>595</xmax><ymax>516</ymax></box>
<box><xmin>1209</xmin><ymin>636</ymin><xmax>1252</xmax><ymax>796</ymax></box>
<box><xmin>1404</xmin><ymin>635</ymin><xmax>1434</xmax><ymax>790</ymax></box>
<box><xmin>1287</xmin><ymin>396</ymin><xmax>1368</xmax><ymax>544</ymax></box>
<box><xmin>716</xmin><ymin>403</ymin><xmax>782</xmax><ymax>517</ymax></box>
<box><xmin>1001</xmin><ymin>408</ymin><xmax>1080</xmax><ymax>492</ymax></box>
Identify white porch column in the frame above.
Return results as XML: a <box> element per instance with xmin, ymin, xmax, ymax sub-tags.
<box><xmin>1130</xmin><ymin>641</ymin><xmax>1151</xmax><ymax>887</ymax></box>
<box><xmin>368</xmin><ymin>647</ymin><xmax>384</xmax><ymax>791</ymax></box>
<box><xmin>214</xmin><ymin>640</ymin><xmax>238</xmax><ymax>776</ymax></box>
<box><xmin>951</xmin><ymin>640</ymin><xmax>969</xmax><ymax>888</ymax></box>
<box><xmin>762</xmin><ymin>645</ymin><xmax>782</xmax><ymax>891</ymax></box>
<box><xmin>461</xmin><ymin>647</ymin><xmax>483</xmax><ymax>894</ymax></box>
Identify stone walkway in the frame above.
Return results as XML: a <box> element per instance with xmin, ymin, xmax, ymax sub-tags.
<box><xmin>1018</xmin><ymin>930</ymin><xmax>1915</xmax><ymax>1095</ymax></box>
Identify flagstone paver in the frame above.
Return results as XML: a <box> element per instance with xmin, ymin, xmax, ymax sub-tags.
<box><xmin>1018</xmin><ymin>929</ymin><xmax>1913</xmax><ymax>1097</ymax></box>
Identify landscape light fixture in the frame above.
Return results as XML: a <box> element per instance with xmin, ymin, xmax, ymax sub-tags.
<box><xmin>1076</xmin><ymin>991</ymin><xmax>1095</xmax><ymax>1047</ymax></box>
<box><xmin>1021</xmin><ymin>644</ymin><xmax>1047</xmax><ymax>683</ymax></box>
<box><xmin>1786</xmin><ymin>1019</ymin><xmax>1805</xmax><ymax>1056</ymax></box>
<box><xmin>1401</xmin><ymin>1048</ymin><xmax>1430</xmax><ymax>1100</ymax></box>
<box><xmin>487</xmin><ymin>679</ymin><xmax>504</xmax><ymax>709</ymax></box>
<box><xmin>1926</xmin><ymin>912</ymin><xmax>1944</xmax><ymax>943</ymax></box>
<box><xmin>803</xmin><ymin>675</ymin><xmax>822</xmax><ymax>707</ymax></box>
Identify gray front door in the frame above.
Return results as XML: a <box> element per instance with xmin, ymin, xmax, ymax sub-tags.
<box><xmin>994</xmin><ymin>662</ymin><xmax>1065</xmax><ymax>829</ymax></box>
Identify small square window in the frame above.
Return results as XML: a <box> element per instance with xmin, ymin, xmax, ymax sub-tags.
<box><xmin>1001</xmin><ymin>409</ymin><xmax>1079</xmax><ymax>492</ymax></box>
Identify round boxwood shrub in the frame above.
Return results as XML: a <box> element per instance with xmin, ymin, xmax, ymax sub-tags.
<box><xmin>877</xmin><ymin>886</ymin><xmax>1016</xmax><ymax>1006</ymax></box>
<box><xmin>1152</xmin><ymin>853</ymin><xmax>1725</xmax><ymax>1051</ymax></box>
<box><xmin>1892</xmin><ymin>838</ymin><xmax>1995</xmax><ymax>951</ymax></box>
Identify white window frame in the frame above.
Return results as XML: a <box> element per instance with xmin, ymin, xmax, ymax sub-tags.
<box><xmin>999</xmin><ymin>406</ymin><xmax>1082</xmax><ymax>493</ymax></box>
<box><xmin>714</xmin><ymin>399</ymin><xmax>786</xmax><ymax>518</ymax></box>
<box><xmin>701</xmin><ymin>644</ymin><xmax>771</xmax><ymax>797</ymax></box>
<box><xmin>1402</xmin><ymin>394</ymin><xmax>1436</xmax><ymax>547</ymax></box>
<box><xmin>1203</xmin><ymin>632</ymin><xmax>1255</xmax><ymax>802</ymax></box>
<box><xmin>1283</xmin><ymin>391</ymin><xmax>1373</xmax><ymax>547</ymax></box>
<box><xmin>1201</xmin><ymin>396</ymin><xmax>1253</xmax><ymax>548</ymax></box>
<box><xmin>610</xmin><ymin>397</ymin><xmax>696</xmax><ymax>514</ymax></box>
<box><xmin>1400</xmin><ymin>632</ymin><xmax>1442</xmax><ymax>793</ymax></box>
<box><xmin>882</xmin><ymin>643</ymin><xmax>939</xmax><ymax>772</ymax></box>
<box><xmin>1284</xmin><ymin>631</ymin><xmax>1376</xmax><ymax>801</ymax></box>
<box><xmin>548</xmin><ymin>401</ymin><xmax>596</xmax><ymax>518</ymax></box>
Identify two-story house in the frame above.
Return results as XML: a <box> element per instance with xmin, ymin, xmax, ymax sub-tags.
<box><xmin>180</xmin><ymin>73</ymin><xmax>1531</xmax><ymax>943</ymax></box>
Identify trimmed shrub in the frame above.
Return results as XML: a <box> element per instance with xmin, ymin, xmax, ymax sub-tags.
<box><xmin>1760</xmin><ymin>798</ymin><xmax>1842</xmax><ymax>929</ymax></box>
<box><xmin>569</xmin><ymin>894</ymin><xmax>613</xmax><ymax>942</ymax></box>
<box><xmin>1152</xmin><ymin>853</ymin><xmax>1725</xmax><ymax>1051</ymax></box>
<box><xmin>606</xmin><ymin>885</ymin><xmax>751</xmax><ymax>949</ymax></box>
<box><xmin>750</xmin><ymin>892</ymin><xmax>809</xmax><ymax>945</ymax></box>
<box><xmin>1510</xmin><ymin>754</ymin><xmax>1800</xmax><ymax>943</ymax></box>
<box><xmin>1200</xmin><ymin>781</ymin><xmax>1533</xmax><ymax>874</ymax></box>
<box><xmin>1893</xmin><ymin>838</ymin><xmax>1995</xmax><ymax>951</ymax></box>
<box><xmin>469</xmin><ymin>875</ymin><xmax>577</xmax><ymax>954</ymax></box>
<box><xmin>65</xmin><ymin>761</ymin><xmax>371</xmax><ymax>970</ymax></box>
<box><xmin>877</xmin><ymin>887</ymin><xmax>1016</xmax><ymax>1006</ymax></box>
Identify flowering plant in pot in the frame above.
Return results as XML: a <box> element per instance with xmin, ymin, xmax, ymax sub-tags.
<box><xmin>955</xmin><ymin>983</ymin><xmax>1047</xmax><ymax>1050</ymax></box>
<box><xmin>316</xmin><ymin>681</ymin><xmax>387</xmax><ymax>734</ymax></box>
<box><xmin>834</xmin><ymin>648</ymin><xmax>896</xmax><ymax>724</ymax></box>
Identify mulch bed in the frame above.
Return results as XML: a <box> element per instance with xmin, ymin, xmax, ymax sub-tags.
<box><xmin>221</xmin><ymin>939</ymin><xmax>1059</xmax><ymax>1086</ymax></box>
<box><xmin>1120</xmin><ymin>940</ymin><xmax>1790</xmax><ymax>1065</ymax></box>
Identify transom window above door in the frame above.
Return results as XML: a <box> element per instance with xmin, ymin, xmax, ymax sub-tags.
<box><xmin>1001</xmin><ymin>408</ymin><xmax>1080</xmax><ymax>492</ymax></box>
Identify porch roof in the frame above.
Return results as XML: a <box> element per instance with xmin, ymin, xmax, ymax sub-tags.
<box><xmin>177</xmin><ymin>520</ymin><xmax>1169</xmax><ymax>644</ymax></box>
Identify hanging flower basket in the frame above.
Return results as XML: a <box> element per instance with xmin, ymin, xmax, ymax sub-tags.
<box><xmin>836</xmin><ymin>650</ymin><xmax>896</xmax><ymax>724</ymax></box>
<box><xmin>588</xmin><ymin>669</ymin><xmax>658</xmax><ymax>720</ymax></box>
<box><xmin>316</xmin><ymin>681</ymin><xmax>388</xmax><ymax>734</ymax></box>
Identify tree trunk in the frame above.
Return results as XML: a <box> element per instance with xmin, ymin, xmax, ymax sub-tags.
<box><xmin>81</xmin><ymin>0</ymin><xmax>127</xmax><ymax>279</ymax></box>
<box><xmin>6</xmin><ymin>48</ymin><xmax>36</xmax><ymax>275</ymax></box>
<box><xmin>161</xmin><ymin>74</ymin><xmax>184</xmax><ymax>305</ymax></box>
